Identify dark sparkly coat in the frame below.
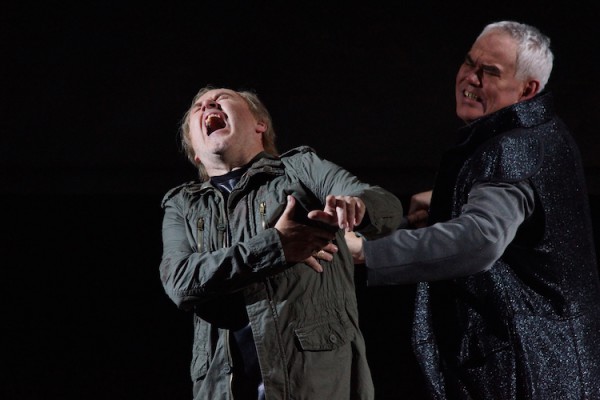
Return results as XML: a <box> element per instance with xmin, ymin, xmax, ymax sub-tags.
<box><xmin>413</xmin><ymin>92</ymin><xmax>600</xmax><ymax>400</ymax></box>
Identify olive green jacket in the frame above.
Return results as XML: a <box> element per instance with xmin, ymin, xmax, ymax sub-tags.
<box><xmin>160</xmin><ymin>146</ymin><xmax>403</xmax><ymax>399</ymax></box>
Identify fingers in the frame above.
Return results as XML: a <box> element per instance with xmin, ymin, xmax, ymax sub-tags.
<box><xmin>304</xmin><ymin>257</ymin><xmax>323</xmax><ymax>273</ymax></box>
<box><xmin>408</xmin><ymin>190</ymin><xmax>432</xmax><ymax>214</ymax></box>
<box><xmin>352</xmin><ymin>198</ymin><xmax>365</xmax><ymax>227</ymax></box>
<box><xmin>277</xmin><ymin>194</ymin><xmax>365</xmax><ymax>266</ymax></box>
<box><xmin>303</xmin><ymin>242</ymin><xmax>338</xmax><ymax>272</ymax></box>
<box><xmin>276</xmin><ymin>195</ymin><xmax>337</xmax><ymax>264</ymax></box>
<box><xmin>324</xmin><ymin>195</ymin><xmax>365</xmax><ymax>232</ymax></box>
<box><xmin>311</xmin><ymin>242</ymin><xmax>338</xmax><ymax>262</ymax></box>
<box><xmin>407</xmin><ymin>209</ymin><xmax>429</xmax><ymax>228</ymax></box>
<box><xmin>307</xmin><ymin>195</ymin><xmax>366</xmax><ymax>232</ymax></box>
<box><xmin>324</xmin><ymin>195</ymin><xmax>348</xmax><ymax>230</ymax></box>
<box><xmin>324</xmin><ymin>194</ymin><xmax>337</xmax><ymax>214</ymax></box>
<box><xmin>335</xmin><ymin>198</ymin><xmax>348</xmax><ymax>230</ymax></box>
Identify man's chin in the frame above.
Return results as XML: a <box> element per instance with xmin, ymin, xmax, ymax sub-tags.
<box><xmin>456</xmin><ymin>107</ymin><xmax>483</xmax><ymax>123</ymax></box>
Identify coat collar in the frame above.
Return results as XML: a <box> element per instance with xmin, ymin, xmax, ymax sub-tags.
<box><xmin>456</xmin><ymin>91</ymin><xmax>555</xmax><ymax>147</ymax></box>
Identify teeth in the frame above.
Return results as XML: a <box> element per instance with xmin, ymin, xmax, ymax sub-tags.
<box><xmin>205</xmin><ymin>114</ymin><xmax>222</xmax><ymax>124</ymax></box>
<box><xmin>464</xmin><ymin>90</ymin><xmax>478</xmax><ymax>100</ymax></box>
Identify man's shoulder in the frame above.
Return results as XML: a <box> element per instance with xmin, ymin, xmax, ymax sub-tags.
<box><xmin>161</xmin><ymin>180</ymin><xmax>204</xmax><ymax>207</ymax></box>
<box><xmin>474</xmin><ymin>131</ymin><xmax>544</xmax><ymax>182</ymax></box>
<box><xmin>276</xmin><ymin>146</ymin><xmax>321</xmax><ymax>172</ymax></box>
<box><xmin>279</xmin><ymin>145</ymin><xmax>317</xmax><ymax>159</ymax></box>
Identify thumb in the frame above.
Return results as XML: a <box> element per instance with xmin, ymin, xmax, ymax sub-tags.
<box><xmin>281</xmin><ymin>195</ymin><xmax>296</xmax><ymax>218</ymax></box>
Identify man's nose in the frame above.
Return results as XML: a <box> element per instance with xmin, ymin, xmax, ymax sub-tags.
<box><xmin>202</xmin><ymin>100</ymin><xmax>220</xmax><ymax>110</ymax></box>
<box><xmin>466</xmin><ymin>69</ymin><xmax>483</xmax><ymax>87</ymax></box>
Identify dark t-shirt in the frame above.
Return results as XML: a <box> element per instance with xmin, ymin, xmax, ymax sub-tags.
<box><xmin>211</xmin><ymin>166</ymin><xmax>264</xmax><ymax>400</ymax></box>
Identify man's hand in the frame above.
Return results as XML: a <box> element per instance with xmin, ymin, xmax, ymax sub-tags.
<box><xmin>275</xmin><ymin>196</ymin><xmax>338</xmax><ymax>272</ymax></box>
<box><xmin>407</xmin><ymin>190</ymin><xmax>432</xmax><ymax>228</ymax></box>
<box><xmin>308</xmin><ymin>195</ymin><xmax>366</xmax><ymax>232</ymax></box>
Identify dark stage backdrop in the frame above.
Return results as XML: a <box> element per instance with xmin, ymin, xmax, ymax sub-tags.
<box><xmin>4</xmin><ymin>2</ymin><xmax>599</xmax><ymax>399</ymax></box>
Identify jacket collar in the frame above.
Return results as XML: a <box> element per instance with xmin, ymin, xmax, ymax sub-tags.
<box><xmin>456</xmin><ymin>91</ymin><xmax>555</xmax><ymax>147</ymax></box>
<box><xmin>191</xmin><ymin>152</ymin><xmax>284</xmax><ymax>194</ymax></box>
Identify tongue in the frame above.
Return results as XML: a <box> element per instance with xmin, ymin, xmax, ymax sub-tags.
<box><xmin>206</xmin><ymin>115</ymin><xmax>226</xmax><ymax>133</ymax></box>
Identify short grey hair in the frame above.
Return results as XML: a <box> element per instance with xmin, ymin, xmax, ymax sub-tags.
<box><xmin>479</xmin><ymin>21</ymin><xmax>554</xmax><ymax>92</ymax></box>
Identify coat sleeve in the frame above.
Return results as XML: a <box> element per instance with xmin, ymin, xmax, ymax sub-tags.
<box><xmin>286</xmin><ymin>148</ymin><xmax>405</xmax><ymax>238</ymax></box>
<box><xmin>364</xmin><ymin>180</ymin><xmax>535</xmax><ymax>285</ymax></box>
<box><xmin>159</xmin><ymin>190</ymin><xmax>287</xmax><ymax>311</ymax></box>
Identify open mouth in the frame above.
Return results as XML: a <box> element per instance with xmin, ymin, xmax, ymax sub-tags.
<box><xmin>205</xmin><ymin>114</ymin><xmax>226</xmax><ymax>134</ymax></box>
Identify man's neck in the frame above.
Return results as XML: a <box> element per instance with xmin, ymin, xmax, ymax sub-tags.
<box><xmin>206</xmin><ymin>151</ymin><xmax>263</xmax><ymax>178</ymax></box>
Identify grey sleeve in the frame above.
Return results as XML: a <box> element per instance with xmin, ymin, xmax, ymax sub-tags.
<box><xmin>364</xmin><ymin>180</ymin><xmax>535</xmax><ymax>285</ymax></box>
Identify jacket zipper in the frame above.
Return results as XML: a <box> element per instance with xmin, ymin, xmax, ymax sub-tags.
<box><xmin>259</xmin><ymin>201</ymin><xmax>267</xmax><ymax>229</ymax></box>
<box><xmin>196</xmin><ymin>217</ymin><xmax>204</xmax><ymax>252</ymax></box>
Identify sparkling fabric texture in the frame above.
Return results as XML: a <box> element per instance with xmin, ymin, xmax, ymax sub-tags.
<box><xmin>413</xmin><ymin>92</ymin><xmax>600</xmax><ymax>399</ymax></box>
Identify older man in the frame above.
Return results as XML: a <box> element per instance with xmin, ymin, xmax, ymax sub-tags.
<box><xmin>347</xmin><ymin>21</ymin><xmax>600</xmax><ymax>399</ymax></box>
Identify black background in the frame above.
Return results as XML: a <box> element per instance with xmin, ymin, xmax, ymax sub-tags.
<box><xmin>4</xmin><ymin>2</ymin><xmax>600</xmax><ymax>399</ymax></box>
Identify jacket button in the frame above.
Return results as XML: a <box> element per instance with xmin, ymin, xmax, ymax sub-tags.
<box><xmin>222</xmin><ymin>365</ymin><xmax>232</xmax><ymax>374</ymax></box>
<box><xmin>329</xmin><ymin>334</ymin><xmax>338</xmax><ymax>343</ymax></box>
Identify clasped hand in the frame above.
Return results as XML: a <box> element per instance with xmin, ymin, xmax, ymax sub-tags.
<box><xmin>274</xmin><ymin>195</ymin><xmax>365</xmax><ymax>272</ymax></box>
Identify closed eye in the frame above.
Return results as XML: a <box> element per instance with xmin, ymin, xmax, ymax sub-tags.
<box><xmin>482</xmin><ymin>65</ymin><xmax>501</xmax><ymax>77</ymax></box>
<box><xmin>464</xmin><ymin>55</ymin><xmax>475</xmax><ymax>67</ymax></box>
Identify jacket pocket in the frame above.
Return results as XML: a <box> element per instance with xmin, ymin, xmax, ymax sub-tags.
<box><xmin>294</xmin><ymin>318</ymin><xmax>349</xmax><ymax>351</ymax></box>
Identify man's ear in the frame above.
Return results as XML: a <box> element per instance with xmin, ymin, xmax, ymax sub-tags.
<box><xmin>521</xmin><ymin>80</ymin><xmax>540</xmax><ymax>100</ymax></box>
<box><xmin>256</xmin><ymin>121</ymin><xmax>267</xmax><ymax>133</ymax></box>
<box><xmin>194</xmin><ymin>155</ymin><xmax>201</xmax><ymax>164</ymax></box>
